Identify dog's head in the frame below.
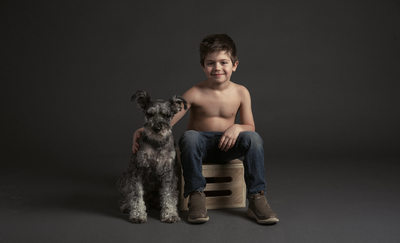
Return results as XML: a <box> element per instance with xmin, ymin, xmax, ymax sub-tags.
<box><xmin>132</xmin><ymin>90</ymin><xmax>187</xmax><ymax>134</ymax></box>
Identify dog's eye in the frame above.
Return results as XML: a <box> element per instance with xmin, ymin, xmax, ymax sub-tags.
<box><xmin>146</xmin><ymin>112</ymin><xmax>155</xmax><ymax>117</ymax></box>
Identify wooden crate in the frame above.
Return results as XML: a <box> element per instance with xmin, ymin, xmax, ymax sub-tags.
<box><xmin>179</xmin><ymin>159</ymin><xmax>246</xmax><ymax>210</ymax></box>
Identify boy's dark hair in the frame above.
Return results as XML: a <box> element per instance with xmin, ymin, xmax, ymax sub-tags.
<box><xmin>199</xmin><ymin>34</ymin><xmax>238</xmax><ymax>67</ymax></box>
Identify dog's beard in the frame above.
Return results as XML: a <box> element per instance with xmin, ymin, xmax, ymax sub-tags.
<box><xmin>144</xmin><ymin>122</ymin><xmax>171</xmax><ymax>135</ymax></box>
<box><xmin>142</xmin><ymin>127</ymin><xmax>172</xmax><ymax>145</ymax></box>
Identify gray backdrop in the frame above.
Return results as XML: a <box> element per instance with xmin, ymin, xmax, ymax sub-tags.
<box><xmin>3</xmin><ymin>0</ymin><xmax>399</xmax><ymax>169</ymax></box>
<box><xmin>2</xmin><ymin>1</ymin><xmax>400</xmax><ymax>243</ymax></box>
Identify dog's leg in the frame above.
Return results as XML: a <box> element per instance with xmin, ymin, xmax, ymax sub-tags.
<box><xmin>159</xmin><ymin>170</ymin><xmax>180</xmax><ymax>223</ymax></box>
<box><xmin>127</xmin><ymin>177</ymin><xmax>147</xmax><ymax>223</ymax></box>
<box><xmin>117</xmin><ymin>172</ymin><xmax>133</xmax><ymax>214</ymax></box>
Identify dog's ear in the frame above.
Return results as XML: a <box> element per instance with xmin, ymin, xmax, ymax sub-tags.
<box><xmin>169</xmin><ymin>96</ymin><xmax>188</xmax><ymax>114</ymax></box>
<box><xmin>131</xmin><ymin>90</ymin><xmax>151</xmax><ymax>111</ymax></box>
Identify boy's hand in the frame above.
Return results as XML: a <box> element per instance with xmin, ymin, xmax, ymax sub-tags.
<box><xmin>132</xmin><ymin>127</ymin><xmax>144</xmax><ymax>154</ymax></box>
<box><xmin>219</xmin><ymin>124</ymin><xmax>241</xmax><ymax>152</ymax></box>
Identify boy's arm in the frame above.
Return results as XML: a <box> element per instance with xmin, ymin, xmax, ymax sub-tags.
<box><xmin>219</xmin><ymin>86</ymin><xmax>255</xmax><ymax>151</ymax></box>
<box><xmin>132</xmin><ymin>127</ymin><xmax>144</xmax><ymax>153</ymax></box>
<box><xmin>237</xmin><ymin>86</ymin><xmax>256</xmax><ymax>131</ymax></box>
<box><xmin>170</xmin><ymin>89</ymin><xmax>193</xmax><ymax>126</ymax></box>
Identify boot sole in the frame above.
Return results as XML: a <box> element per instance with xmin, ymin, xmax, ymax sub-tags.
<box><xmin>247</xmin><ymin>209</ymin><xmax>279</xmax><ymax>225</ymax></box>
<box><xmin>187</xmin><ymin>216</ymin><xmax>209</xmax><ymax>224</ymax></box>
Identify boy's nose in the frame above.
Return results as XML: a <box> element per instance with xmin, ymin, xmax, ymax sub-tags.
<box><xmin>214</xmin><ymin>63</ymin><xmax>222</xmax><ymax>70</ymax></box>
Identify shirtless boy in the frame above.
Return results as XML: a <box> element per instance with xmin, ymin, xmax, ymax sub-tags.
<box><xmin>132</xmin><ymin>34</ymin><xmax>279</xmax><ymax>224</ymax></box>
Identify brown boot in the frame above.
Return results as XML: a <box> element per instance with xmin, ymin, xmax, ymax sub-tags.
<box><xmin>187</xmin><ymin>191</ymin><xmax>209</xmax><ymax>224</ymax></box>
<box><xmin>247</xmin><ymin>191</ymin><xmax>279</xmax><ymax>224</ymax></box>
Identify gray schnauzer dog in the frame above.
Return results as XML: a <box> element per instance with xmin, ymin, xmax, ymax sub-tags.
<box><xmin>118</xmin><ymin>90</ymin><xmax>187</xmax><ymax>223</ymax></box>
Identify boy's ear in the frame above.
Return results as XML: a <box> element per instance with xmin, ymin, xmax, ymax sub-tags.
<box><xmin>131</xmin><ymin>90</ymin><xmax>151</xmax><ymax>111</ymax></box>
<box><xmin>232</xmin><ymin>60</ymin><xmax>239</xmax><ymax>71</ymax></box>
<box><xmin>169</xmin><ymin>96</ymin><xmax>188</xmax><ymax>114</ymax></box>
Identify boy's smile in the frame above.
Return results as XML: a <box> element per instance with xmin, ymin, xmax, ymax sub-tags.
<box><xmin>202</xmin><ymin>51</ymin><xmax>238</xmax><ymax>84</ymax></box>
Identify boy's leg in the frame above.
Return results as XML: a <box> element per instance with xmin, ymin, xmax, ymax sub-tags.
<box><xmin>179</xmin><ymin>130</ymin><xmax>216</xmax><ymax>223</ymax></box>
<box><xmin>179</xmin><ymin>130</ymin><xmax>207</xmax><ymax>198</ymax></box>
<box><xmin>220</xmin><ymin>131</ymin><xmax>279</xmax><ymax>224</ymax></box>
<box><xmin>219</xmin><ymin>131</ymin><xmax>266</xmax><ymax>195</ymax></box>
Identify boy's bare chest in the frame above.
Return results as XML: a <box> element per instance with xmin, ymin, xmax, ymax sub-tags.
<box><xmin>192</xmin><ymin>94</ymin><xmax>241</xmax><ymax>119</ymax></box>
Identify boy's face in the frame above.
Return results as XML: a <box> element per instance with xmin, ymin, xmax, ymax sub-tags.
<box><xmin>202</xmin><ymin>51</ymin><xmax>238</xmax><ymax>84</ymax></box>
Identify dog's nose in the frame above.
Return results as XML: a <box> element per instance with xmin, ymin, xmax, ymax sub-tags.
<box><xmin>153</xmin><ymin>124</ymin><xmax>162</xmax><ymax>132</ymax></box>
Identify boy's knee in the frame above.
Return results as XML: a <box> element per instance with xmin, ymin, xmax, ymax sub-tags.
<box><xmin>179</xmin><ymin>130</ymin><xmax>203</xmax><ymax>150</ymax></box>
<box><xmin>238</xmin><ymin>131</ymin><xmax>263</xmax><ymax>148</ymax></box>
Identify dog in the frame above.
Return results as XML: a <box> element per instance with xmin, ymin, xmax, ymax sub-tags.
<box><xmin>118</xmin><ymin>90</ymin><xmax>187</xmax><ymax>223</ymax></box>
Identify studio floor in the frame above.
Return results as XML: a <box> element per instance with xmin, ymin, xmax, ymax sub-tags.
<box><xmin>1</xmin><ymin>156</ymin><xmax>399</xmax><ymax>243</ymax></box>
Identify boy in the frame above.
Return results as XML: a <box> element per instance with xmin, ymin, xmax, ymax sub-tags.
<box><xmin>132</xmin><ymin>34</ymin><xmax>279</xmax><ymax>224</ymax></box>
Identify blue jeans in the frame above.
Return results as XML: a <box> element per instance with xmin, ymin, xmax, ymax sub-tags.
<box><xmin>179</xmin><ymin>130</ymin><xmax>267</xmax><ymax>198</ymax></box>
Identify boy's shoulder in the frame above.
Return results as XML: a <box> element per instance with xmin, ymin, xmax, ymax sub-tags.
<box><xmin>227</xmin><ymin>82</ymin><xmax>252</xmax><ymax>98</ymax></box>
<box><xmin>232</xmin><ymin>82</ymin><xmax>250</xmax><ymax>93</ymax></box>
<box><xmin>181</xmin><ymin>81</ymin><xmax>207</xmax><ymax>99</ymax></box>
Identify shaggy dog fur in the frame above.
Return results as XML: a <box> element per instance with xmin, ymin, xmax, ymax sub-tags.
<box><xmin>118</xmin><ymin>90</ymin><xmax>187</xmax><ymax>223</ymax></box>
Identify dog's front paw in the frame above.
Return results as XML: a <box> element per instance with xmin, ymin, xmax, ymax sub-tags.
<box><xmin>129</xmin><ymin>211</ymin><xmax>147</xmax><ymax>224</ymax></box>
<box><xmin>161</xmin><ymin>215</ymin><xmax>181</xmax><ymax>223</ymax></box>
<box><xmin>129</xmin><ymin>216</ymin><xmax>147</xmax><ymax>224</ymax></box>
